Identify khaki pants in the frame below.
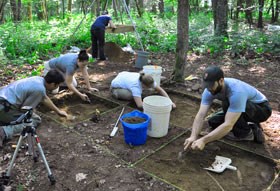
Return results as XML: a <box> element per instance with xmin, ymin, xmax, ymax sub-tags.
<box><xmin>111</xmin><ymin>87</ymin><xmax>133</xmax><ymax>101</ymax></box>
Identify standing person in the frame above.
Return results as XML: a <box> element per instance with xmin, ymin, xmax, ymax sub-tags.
<box><xmin>90</xmin><ymin>10</ymin><xmax>116</xmax><ymax>60</ymax></box>
<box><xmin>184</xmin><ymin>66</ymin><xmax>272</xmax><ymax>151</ymax></box>
<box><xmin>43</xmin><ymin>49</ymin><xmax>98</xmax><ymax>102</ymax></box>
<box><xmin>0</xmin><ymin>70</ymin><xmax>69</xmax><ymax>148</ymax></box>
<box><xmin>111</xmin><ymin>71</ymin><xmax>176</xmax><ymax>109</ymax></box>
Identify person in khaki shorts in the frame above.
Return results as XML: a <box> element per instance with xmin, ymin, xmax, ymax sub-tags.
<box><xmin>0</xmin><ymin>70</ymin><xmax>69</xmax><ymax>148</ymax></box>
<box><xmin>110</xmin><ymin>71</ymin><xmax>176</xmax><ymax>109</ymax></box>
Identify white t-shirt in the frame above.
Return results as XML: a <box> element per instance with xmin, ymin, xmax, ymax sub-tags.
<box><xmin>111</xmin><ymin>72</ymin><xmax>156</xmax><ymax>97</ymax></box>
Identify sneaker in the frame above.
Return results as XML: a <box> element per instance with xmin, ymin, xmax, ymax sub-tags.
<box><xmin>0</xmin><ymin>127</ymin><xmax>6</xmax><ymax>148</ymax></box>
<box><xmin>249</xmin><ymin>123</ymin><xmax>265</xmax><ymax>144</ymax></box>
<box><xmin>225</xmin><ymin>129</ymin><xmax>254</xmax><ymax>141</ymax></box>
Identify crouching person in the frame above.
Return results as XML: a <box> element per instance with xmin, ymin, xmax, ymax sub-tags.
<box><xmin>110</xmin><ymin>71</ymin><xmax>176</xmax><ymax>109</ymax></box>
<box><xmin>0</xmin><ymin>70</ymin><xmax>69</xmax><ymax>148</ymax></box>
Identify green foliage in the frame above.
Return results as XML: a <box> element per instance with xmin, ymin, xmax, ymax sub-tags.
<box><xmin>0</xmin><ymin>9</ymin><xmax>279</xmax><ymax>70</ymax></box>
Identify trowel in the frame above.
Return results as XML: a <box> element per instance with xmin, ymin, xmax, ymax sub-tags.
<box><xmin>110</xmin><ymin>107</ymin><xmax>125</xmax><ymax>137</ymax></box>
<box><xmin>204</xmin><ymin>155</ymin><xmax>237</xmax><ymax>173</ymax></box>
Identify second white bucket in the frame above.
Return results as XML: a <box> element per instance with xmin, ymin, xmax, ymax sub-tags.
<box><xmin>143</xmin><ymin>65</ymin><xmax>162</xmax><ymax>86</ymax></box>
<box><xmin>143</xmin><ymin>95</ymin><xmax>172</xmax><ymax>138</ymax></box>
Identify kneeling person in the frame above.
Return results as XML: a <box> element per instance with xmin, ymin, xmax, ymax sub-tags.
<box><xmin>0</xmin><ymin>70</ymin><xmax>69</xmax><ymax>148</ymax></box>
<box><xmin>111</xmin><ymin>71</ymin><xmax>176</xmax><ymax>109</ymax></box>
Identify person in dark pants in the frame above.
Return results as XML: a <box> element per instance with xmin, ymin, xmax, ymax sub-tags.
<box><xmin>90</xmin><ymin>10</ymin><xmax>116</xmax><ymax>60</ymax></box>
<box><xmin>0</xmin><ymin>70</ymin><xmax>70</xmax><ymax>148</ymax></box>
<box><xmin>184</xmin><ymin>66</ymin><xmax>272</xmax><ymax>151</ymax></box>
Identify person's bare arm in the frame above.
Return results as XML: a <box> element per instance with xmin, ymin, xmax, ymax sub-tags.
<box><xmin>184</xmin><ymin>104</ymin><xmax>210</xmax><ymax>150</ymax></box>
<box><xmin>201</xmin><ymin>112</ymin><xmax>241</xmax><ymax>144</ymax></box>
<box><xmin>109</xmin><ymin>20</ymin><xmax>116</xmax><ymax>28</ymax></box>
<box><xmin>190</xmin><ymin>111</ymin><xmax>241</xmax><ymax>150</ymax></box>
<box><xmin>154</xmin><ymin>85</ymin><xmax>176</xmax><ymax>108</ymax></box>
<box><xmin>42</xmin><ymin>96</ymin><xmax>68</xmax><ymax>117</ymax></box>
<box><xmin>81</xmin><ymin>66</ymin><xmax>98</xmax><ymax>92</ymax></box>
<box><xmin>134</xmin><ymin>96</ymin><xmax>143</xmax><ymax>109</ymax></box>
<box><xmin>65</xmin><ymin>74</ymin><xmax>89</xmax><ymax>101</ymax></box>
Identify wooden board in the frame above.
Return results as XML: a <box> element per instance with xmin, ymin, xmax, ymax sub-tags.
<box><xmin>106</xmin><ymin>25</ymin><xmax>134</xmax><ymax>33</ymax></box>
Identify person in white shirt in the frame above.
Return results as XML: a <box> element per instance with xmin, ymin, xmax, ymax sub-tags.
<box><xmin>111</xmin><ymin>71</ymin><xmax>176</xmax><ymax>109</ymax></box>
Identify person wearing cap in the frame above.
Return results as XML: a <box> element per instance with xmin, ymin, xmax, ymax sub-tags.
<box><xmin>90</xmin><ymin>10</ymin><xmax>116</xmax><ymax>61</ymax></box>
<box><xmin>0</xmin><ymin>70</ymin><xmax>70</xmax><ymax>148</ymax></box>
<box><xmin>184</xmin><ymin>66</ymin><xmax>272</xmax><ymax>151</ymax></box>
<box><xmin>43</xmin><ymin>49</ymin><xmax>98</xmax><ymax>102</ymax></box>
<box><xmin>110</xmin><ymin>71</ymin><xmax>176</xmax><ymax>109</ymax></box>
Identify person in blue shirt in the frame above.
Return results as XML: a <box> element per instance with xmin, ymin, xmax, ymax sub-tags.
<box><xmin>0</xmin><ymin>70</ymin><xmax>70</xmax><ymax>148</ymax></box>
<box><xmin>90</xmin><ymin>10</ymin><xmax>116</xmax><ymax>60</ymax></box>
<box><xmin>184</xmin><ymin>66</ymin><xmax>272</xmax><ymax>151</ymax></box>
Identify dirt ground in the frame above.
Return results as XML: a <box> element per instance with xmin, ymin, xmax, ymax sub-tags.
<box><xmin>0</xmin><ymin>42</ymin><xmax>279</xmax><ymax>191</ymax></box>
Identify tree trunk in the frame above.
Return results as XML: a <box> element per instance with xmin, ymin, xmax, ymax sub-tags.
<box><xmin>212</xmin><ymin>0</ymin><xmax>228</xmax><ymax>37</ymax></box>
<box><xmin>257</xmin><ymin>0</ymin><xmax>264</xmax><ymax>28</ymax></box>
<box><xmin>17</xmin><ymin>0</ymin><xmax>21</xmax><ymax>21</ymax></box>
<box><xmin>275</xmin><ymin>0</ymin><xmax>280</xmax><ymax>22</ymax></box>
<box><xmin>27</xmin><ymin>1</ymin><xmax>32</xmax><ymax>21</ymax></box>
<box><xmin>96</xmin><ymin>0</ymin><xmax>100</xmax><ymax>17</ymax></box>
<box><xmin>134</xmin><ymin>0</ymin><xmax>142</xmax><ymax>17</ymax></box>
<box><xmin>62</xmin><ymin>0</ymin><xmax>65</xmax><ymax>19</ymax></box>
<box><xmin>67</xmin><ymin>0</ymin><xmax>72</xmax><ymax>13</ymax></box>
<box><xmin>0</xmin><ymin>0</ymin><xmax>8</xmax><ymax>23</ymax></box>
<box><xmin>245</xmin><ymin>0</ymin><xmax>253</xmax><ymax>27</ymax></box>
<box><xmin>10</xmin><ymin>0</ymin><xmax>17</xmax><ymax>22</ymax></box>
<box><xmin>42</xmin><ymin>0</ymin><xmax>48</xmax><ymax>22</ymax></box>
<box><xmin>172</xmin><ymin>0</ymin><xmax>189</xmax><ymax>82</ymax></box>
<box><xmin>272</xmin><ymin>0</ymin><xmax>280</xmax><ymax>22</ymax></box>
<box><xmin>159</xmin><ymin>0</ymin><xmax>164</xmax><ymax>15</ymax></box>
<box><xmin>235</xmin><ymin>0</ymin><xmax>242</xmax><ymax>20</ymax></box>
<box><xmin>67</xmin><ymin>0</ymin><xmax>72</xmax><ymax>21</ymax></box>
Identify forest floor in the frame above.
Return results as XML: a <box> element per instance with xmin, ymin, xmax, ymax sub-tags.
<box><xmin>0</xmin><ymin>42</ymin><xmax>279</xmax><ymax>191</ymax></box>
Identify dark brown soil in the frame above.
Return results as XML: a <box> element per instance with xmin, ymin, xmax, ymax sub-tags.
<box><xmin>0</xmin><ymin>42</ymin><xmax>279</xmax><ymax>191</ymax></box>
<box><xmin>123</xmin><ymin>117</ymin><xmax>147</xmax><ymax>124</ymax></box>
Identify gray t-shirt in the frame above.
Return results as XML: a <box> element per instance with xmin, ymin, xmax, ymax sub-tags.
<box><xmin>201</xmin><ymin>78</ymin><xmax>267</xmax><ymax>113</ymax></box>
<box><xmin>49</xmin><ymin>53</ymin><xmax>79</xmax><ymax>76</ymax></box>
<box><xmin>0</xmin><ymin>76</ymin><xmax>46</xmax><ymax>109</ymax></box>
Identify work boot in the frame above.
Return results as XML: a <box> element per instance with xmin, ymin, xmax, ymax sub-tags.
<box><xmin>0</xmin><ymin>127</ymin><xmax>6</xmax><ymax>148</ymax></box>
<box><xmin>225</xmin><ymin>129</ymin><xmax>254</xmax><ymax>141</ymax></box>
<box><xmin>249</xmin><ymin>122</ymin><xmax>265</xmax><ymax>144</ymax></box>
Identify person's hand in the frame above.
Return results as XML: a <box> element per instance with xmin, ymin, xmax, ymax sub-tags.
<box><xmin>191</xmin><ymin>138</ymin><xmax>206</xmax><ymax>151</ymax></box>
<box><xmin>57</xmin><ymin>110</ymin><xmax>68</xmax><ymax>118</ymax></box>
<box><xmin>80</xmin><ymin>93</ymin><xmax>90</xmax><ymax>102</ymax></box>
<box><xmin>172</xmin><ymin>102</ymin><xmax>176</xmax><ymax>109</ymax></box>
<box><xmin>88</xmin><ymin>87</ymin><xmax>99</xmax><ymax>92</ymax></box>
<box><xmin>183</xmin><ymin>136</ymin><xmax>197</xmax><ymax>151</ymax></box>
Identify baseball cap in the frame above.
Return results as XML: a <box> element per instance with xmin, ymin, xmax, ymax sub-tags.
<box><xmin>202</xmin><ymin>66</ymin><xmax>224</xmax><ymax>89</ymax></box>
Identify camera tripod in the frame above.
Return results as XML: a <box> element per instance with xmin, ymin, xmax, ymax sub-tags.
<box><xmin>2</xmin><ymin>106</ymin><xmax>56</xmax><ymax>185</ymax></box>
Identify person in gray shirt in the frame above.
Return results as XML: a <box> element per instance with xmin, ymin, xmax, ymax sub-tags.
<box><xmin>43</xmin><ymin>49</ymin><xmax>98</xmax><ymax>102</ymax></box>
<box><xmin>0</xmin><ymin>70</ymin><xmax>69</xmax><ymax>148</ymax></box>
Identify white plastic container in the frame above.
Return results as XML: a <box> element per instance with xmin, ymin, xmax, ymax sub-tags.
<box><xmin>143</xmin><ymin>95</ymin><xmax>172</xmax><ymax>138</ymax></box>
<box><xmin>143</xmin><ymin>65</ymin><xmax>162</xmax><ymax>86</ymax></box>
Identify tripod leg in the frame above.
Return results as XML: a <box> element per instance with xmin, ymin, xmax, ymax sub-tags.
<box><xmin>27</xmin><ymin>134</ymin><xmax>38</xmax><ymax>162</ymax></box>
<box><xmin>34</xmin><ymin>135</ymin><xmax>56</xmax><ymax>185</ymax></box>
<box><xmin>5</xmin><ymin>135</ymin><xmax>24</xmax><ymax>178</ymax></box>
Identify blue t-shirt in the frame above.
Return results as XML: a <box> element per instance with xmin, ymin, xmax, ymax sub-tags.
<box><xmin>91</xmin><ymin>15</ymin><xmax>112</xmax><ymax>30</ymax></box>
<box><xmin>201</xmin><ymin>78</ymin><xmax>267</xmax><ymax>113</ymax></box>
<box><xmin>0</xmin><ymin>76</ymin><xmax>46</xmax><ymax>109</ymax></box>
<box><xmin>49</xmin><ymin>53</ymin><xmax>79</xmax><ymax>76</ymax></box>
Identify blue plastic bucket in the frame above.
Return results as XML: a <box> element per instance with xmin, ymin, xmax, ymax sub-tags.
<box><xmin>120</xmin><ymin>110</ymin><xmax>150</xmax><ymax>146</ymax></box>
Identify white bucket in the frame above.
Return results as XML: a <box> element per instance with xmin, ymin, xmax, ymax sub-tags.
<box><xmin>143</xmin><ymin>95</ymin><xmax>172</xmax><ymax>138</ymax></box>
<box><xmin>143</xmin><ymin>65</ymin><xmax>162</xmax><ymax>86</ymax></box>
